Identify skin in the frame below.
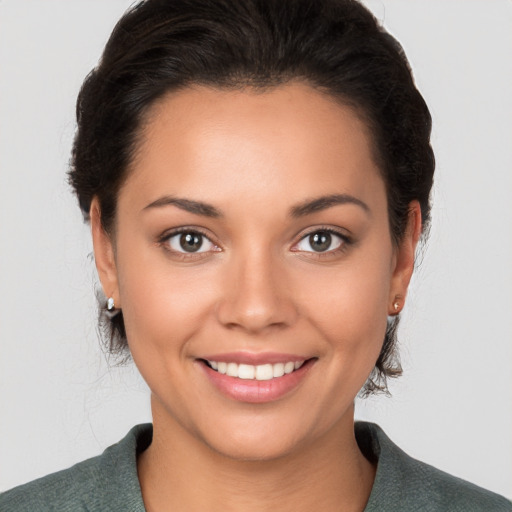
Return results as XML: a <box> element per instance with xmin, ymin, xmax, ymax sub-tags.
<box><xmin>91</xmin><ymin>83</ymin><xmax>421</xmax><ymax>511</ymax></box>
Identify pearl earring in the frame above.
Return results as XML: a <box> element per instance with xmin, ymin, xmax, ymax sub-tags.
<box><xmin>392</xmin><ymin>295</ymin><xmax>402</xmax><ymax>314</ymax></box>
<box><xmin>107</xmin><ymin>297</ymin><xmax>115</xmax><ymax>311</ymax></box>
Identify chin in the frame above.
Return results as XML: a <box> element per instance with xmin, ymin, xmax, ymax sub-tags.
<box><xmin>190</xmin><ymin>406</ymin><xmax>332</xmax><ymax>463</ymax></box>
<box><xmin>205</xmin><ymin>430</ymin><xmax>304</xmax><ymax>462</ymax></box>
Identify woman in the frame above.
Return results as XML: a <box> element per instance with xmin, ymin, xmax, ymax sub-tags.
<box><xmin>1</xmin><ymin>0</ymin><xmax>510</xmax><ymax>510</ymax></box>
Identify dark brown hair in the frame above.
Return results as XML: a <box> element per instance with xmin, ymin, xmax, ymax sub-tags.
<box><xmin>69</xmin><ymin>0</ymin><xmax>435</xmax><ymax>394</ymax></box>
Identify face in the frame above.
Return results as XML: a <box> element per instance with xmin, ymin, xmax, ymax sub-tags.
<box><xmin>92</xmin><ymin>83</ymin><xmax>418</xmax><ymax>460</ymax></box>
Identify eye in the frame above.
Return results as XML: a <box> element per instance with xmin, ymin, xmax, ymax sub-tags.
<box><xmin>166</xmin><ymin>230</ymin><xmax>216</xmax><ymax>254</ymax></box>
<box><xmin>295</xmin><ymin>230</ymin><xmax>345</xmax><ymax>253</ymax></box>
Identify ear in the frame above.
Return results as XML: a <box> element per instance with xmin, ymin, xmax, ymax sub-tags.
<box><xmin>388</xmin><ymin>200</ymin><xmax>422</xmax><ymax>315</ymax></box>
<box><xmin>90</xmin><ymin>197</ymin><xmax>120</xmax><ymax>308</ymax></box>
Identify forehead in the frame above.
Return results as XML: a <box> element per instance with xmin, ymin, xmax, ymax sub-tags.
<box><xmin>124</xmin><ymin>83</ymin><xmax>385</xmax><ymax>213</ymax></box>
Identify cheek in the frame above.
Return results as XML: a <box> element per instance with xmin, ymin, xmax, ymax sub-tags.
<box><xmin>293</xmin><ymin>246</ymin><xmax>393</xmax><ymax>379</ymax></box>
<box><xmin>300</xmin><ymin>256</ymin><xmax>391</xmax><ymax>333</ymax></box>
<box><xmin>115</xmin><ymin>249</ymin><xmax>221</xmax><ymax>419</ymax></box>
<box><xmin>303</xmin><ymin>269</ymin><xmax>391</xmax><ymax>411</ymax></box>
<box><xmin>115</xmin><ymin>242</ymin><xmax>217</xmax><ymax>354</ymax></box>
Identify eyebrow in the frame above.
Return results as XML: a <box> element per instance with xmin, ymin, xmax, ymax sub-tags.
<box><xmin>143</xmin><ymin>193</ymin><xmax>370</xmax><ymax>219</ymax></box>
<box><xmin>143</xmin><ymin>196</ymin><xmax>223</xmax><ymax>218</ymax></box>
<box><xmin>289</xmin><ymin>194</ymin><xmax>370</xmax><ymax>217</ymax></box>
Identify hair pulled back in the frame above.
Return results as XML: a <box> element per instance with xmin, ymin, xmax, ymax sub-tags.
<box><xmin>69</xmin><ymin>0</ymin><xmax>435</xmax><ymax>394</ymax></box>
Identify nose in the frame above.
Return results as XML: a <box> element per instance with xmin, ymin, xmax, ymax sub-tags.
<box><xmin>215</xmin><ymin>250</ymin><xmax>298</xmax><ymax>334</ymax></box>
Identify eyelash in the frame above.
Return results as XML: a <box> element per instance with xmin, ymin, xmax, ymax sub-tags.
<box><xmin>291</xmin><ymin>227</ymin><xmax>353</xmax><ymax>259</ymax></box>
<box><xmin>157</xmin><ymin>226</ymin><xmax>353</xmax><ymax>260</ymax></box>
<box><xmin>157</xmin><ymin>227</ymin><xmax>220</xmax><ymax>261</ymax></box>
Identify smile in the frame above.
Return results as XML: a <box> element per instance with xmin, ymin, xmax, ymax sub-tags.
<box><xmin>199</xmin><ymin>356</ymin><xmax>315</xmax><ymax>403</ymax></box>
<box><xmin>205</xmin><ymin>360</ymin><xmax>305</xmax><ymax>380</ymax></box>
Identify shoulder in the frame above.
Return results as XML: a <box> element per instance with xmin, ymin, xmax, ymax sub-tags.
<box><xmin>0</xmin><ymin>424</ymin><xmax>152</xmax><ymax>512</ymax></box>
<box><xmin>356</xmin><ymin>422</ymin><xmax>512</xmax><ymax>512</ymax></box>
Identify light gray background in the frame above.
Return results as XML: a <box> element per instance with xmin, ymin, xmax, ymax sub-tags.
<box><xmin>1</xmin><ymin>0</ymin><xmax>511</xmax><ymax>499</ymax></box>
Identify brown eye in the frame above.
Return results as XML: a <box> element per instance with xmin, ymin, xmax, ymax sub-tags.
<box><xmin>180</xmin><ymin>232</ymin><xmax>203</xmax><ymax>252</ymax></box>
<box><xmin>295</xmin><ymin>230</ymin><xmax>344</xmax><ymax>253</ymax></box>
<box><xmin>166</xmin><ymin>231</ymin><xmax>216</xmax><ymax>253</ymax></box>
<box><xmin>309</xmin><ymin>232</ymin><xmax>332</xmax><ymax>252</ymax></box>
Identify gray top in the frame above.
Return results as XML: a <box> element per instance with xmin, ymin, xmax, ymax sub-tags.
<box><xmin>1</xmin><ymin>422</ymin><xmax>510</xmax><ymax>511</ymax></box>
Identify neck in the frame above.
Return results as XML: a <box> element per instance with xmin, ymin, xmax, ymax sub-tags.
<box><xmin>138</xmin><ymin>396</ymin><xmax>375</xmax><ymax>512</ymax></box>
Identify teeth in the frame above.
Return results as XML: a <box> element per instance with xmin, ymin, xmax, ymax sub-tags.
<box><xmin>255</xmin><ymin>364</ymin><xmax>273</xmax><ymax>381</ymax></box>
<box><xmin>238</xmin><ymin>364</ymin><xmax>255</xmax><ymax>380</ymax></box>
<box><xmin>226</xmin><ymin>362</ymin><xmax>238</xmax><ymax>377</ymax></box>
<box><xmin>273</xmin><ymin>363</ymin><xmax>285</xmax><ymax>378</ymax></box>
<box><xmin>284</xmin><ymin>362</ymin><xmax>295</xmax><ymax>374</ymax></box>
<box><xmin>207</xmin><ymin>360</ymin><xmax>305</xmax><ymax>380</ymax></box>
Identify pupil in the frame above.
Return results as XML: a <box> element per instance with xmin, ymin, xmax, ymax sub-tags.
<box><xmin>180</xmin><ymin>233</ymin><xmax>203</xmax><ymax>252</ymax></box>
<box><xmin>310</xmin><ymin>232</ymin><xmax>331</xmax><ymax>252</ymax></box>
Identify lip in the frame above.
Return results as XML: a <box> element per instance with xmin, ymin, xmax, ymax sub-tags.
<box><xmin>197</xmin><ymin>355</ymin><xmax>316</xmax><ymax>404</ymax></box>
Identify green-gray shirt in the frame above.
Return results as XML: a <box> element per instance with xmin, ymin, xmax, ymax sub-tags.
<box><xmin>1</xmin><ymin>422</ymin><xmax>510</xmax><ymax>511</ymax></box>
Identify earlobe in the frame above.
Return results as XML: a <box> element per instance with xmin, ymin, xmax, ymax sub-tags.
<box><xmin>90</xmin><ymin>198</ymin><xmax>120</xmax><ymax>308</ymax></box>
<box><xmin>389</xmin><ymin>201</ymin><xmax>422</xmax><ymax>315</ymax></box>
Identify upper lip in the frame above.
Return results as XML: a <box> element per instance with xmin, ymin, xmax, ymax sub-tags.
<box><xmin>199</xmin><ymin>352</ymin><xmax>309</xmax><ymax>365</ymax></box>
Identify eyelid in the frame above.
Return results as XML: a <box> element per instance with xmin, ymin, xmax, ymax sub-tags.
<box><xmin>156</xmin><ymin>225</ymin><xmax>351</xmax><ymax>259</ymax></box>
<box><xmin>157</xmin><ymin>226</ymin><xmax>222</xmax><ymax>256</ymax></box>
<box><xmin>290</xmin><ymin>226</ymin><xmax>352</xmax><ymax>255</ymax></box>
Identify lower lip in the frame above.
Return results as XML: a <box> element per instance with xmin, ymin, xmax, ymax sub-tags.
<box><xmin>198</xmin><ymin>359</ymin><xmax>315</xmax><ymax>403</ymax></box>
